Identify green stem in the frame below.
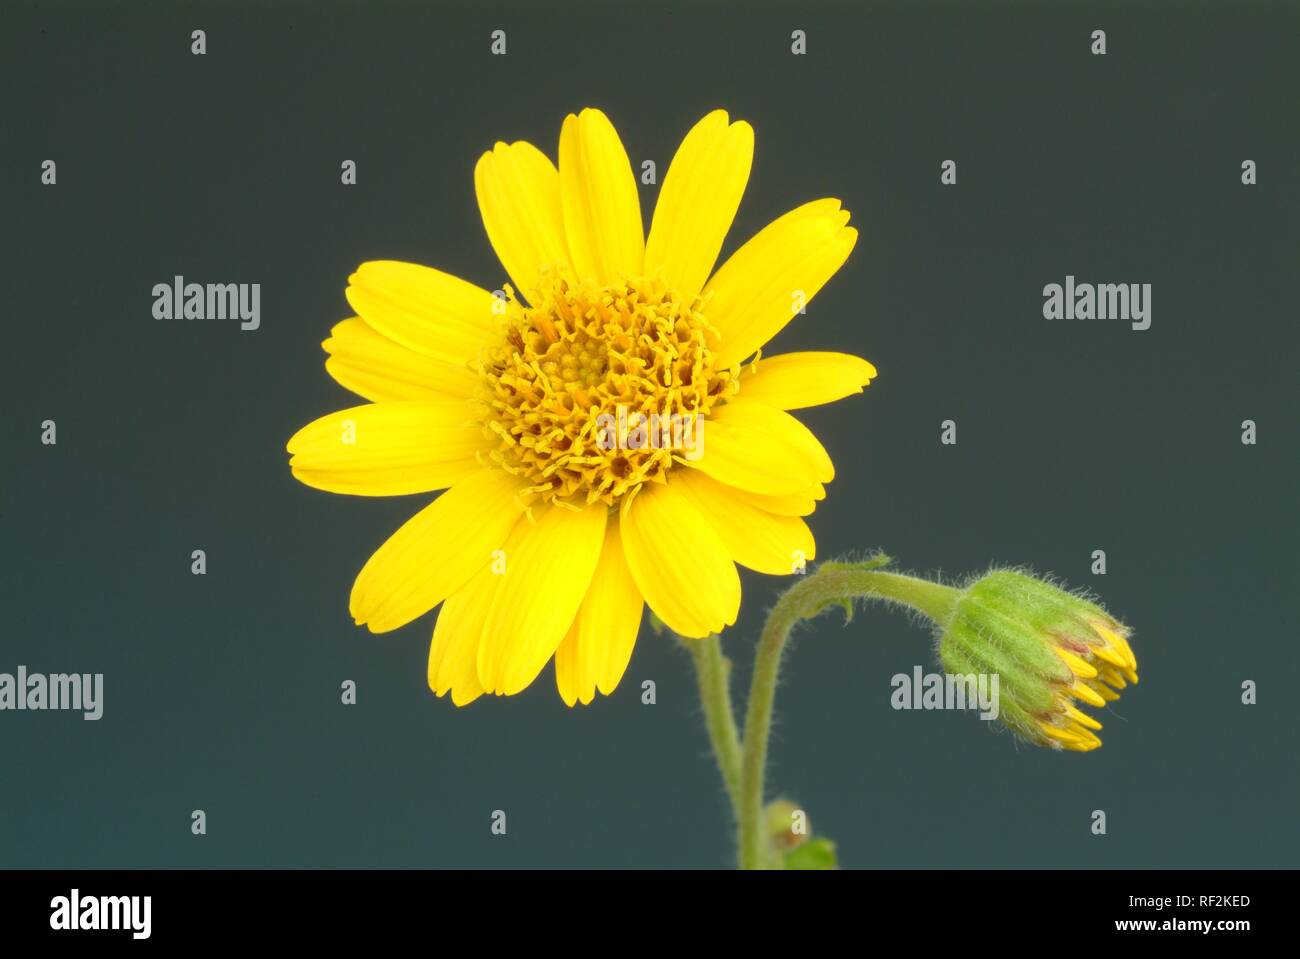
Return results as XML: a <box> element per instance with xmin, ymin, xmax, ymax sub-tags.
<box><xmin>737</xmin><ymin>564</ymin><xmax>961</xmax><ymax>870</ymax></box>
<box><xmin>687</xmin><ymin>634</ymin><xmax>743</xmax><ymax>818</ymax></box>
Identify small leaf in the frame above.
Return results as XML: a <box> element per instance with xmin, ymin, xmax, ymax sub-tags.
<box><xmin>784</xmin><ymin>837</ymin><xmax>838</xmax><ymax>870</ymax></box>
<box><xmin>823</xmin><ymin>552</ymin><xmax>893</xmax><ymax>573</ymax></box>
<box><xmin>809</xmin><ymin>595</ymin><xmax>854</xmax><ymax>624</ymax></box>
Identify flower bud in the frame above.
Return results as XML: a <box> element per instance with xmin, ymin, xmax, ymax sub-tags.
<box><xmin>938</xmin><ymin>569</ymin><xmax>1138</xmax><ymax>752</ymax></box>
<box><xmin>764</xmin><ymin>799</ymin><xmax>806</xmax><ymax>851</ymax></box>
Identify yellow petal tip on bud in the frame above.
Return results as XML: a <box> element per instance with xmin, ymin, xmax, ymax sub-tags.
<box><xmin>1091</xmin><ymin>642</ymin><xmax>1129</xmax><ymax>669</ymax></box>
<box><xmin>1055</xmin><ymin>647</ymin><xmax>1098</xmax><ymax>679</ymax></box>
<box><xmin>1072</xmin><ymin>679</ymin><xmax>1107</xmax><ymax>708</ymax></box>
<box><xmin>1038</xmin><ymin>719</ymin><xmax>1103</xmax><ymax>751</ymax></box>
<box><xmin>1092</xmin><ymin>620</ymin><xmax>1139</xmax><ymax>671</ymax></box>
<box><xmin>1086</xmin><ymin>678</ymin><xmax>1121</xmax><ymax>703</ymax></box>
<box><xmin>1064</xmin><ymin>704</ymin><xmax>1103</xmax><ymax>731</ymax></box>
<box><xmin>1098</xmin><ymin>664</ymin><xmax>1128</xmax><ymax>689</ymax></box>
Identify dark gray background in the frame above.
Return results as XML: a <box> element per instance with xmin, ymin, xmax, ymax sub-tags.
<box><xmin>3</xmin><ymin>0</ymin><xmax>1297</xmax><ymax>868</ymax></box>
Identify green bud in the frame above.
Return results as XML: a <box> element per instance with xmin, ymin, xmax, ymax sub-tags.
<box><xmin>764</xmin><ymin>798</ymin><xmax>806</xmax><ymax>851</ymax></box>
<box><xmin>938</xmin><ymin>569</ymin><xmax>1139</xmax><ymax>752</ymax></box>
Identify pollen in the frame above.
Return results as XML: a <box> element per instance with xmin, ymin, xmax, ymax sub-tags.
<box><xmin>477</xmin><ymin>271</ymin><xmax>736</xmax><ymax>506</ymax></box>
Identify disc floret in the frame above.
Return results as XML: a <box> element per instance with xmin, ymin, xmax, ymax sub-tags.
<box><xmin>479</xmin><ymin>273</ymin><xmax>735</xmax><ymax>506</ymax></box>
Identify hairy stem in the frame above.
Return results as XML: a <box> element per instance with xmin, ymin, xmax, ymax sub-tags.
<box><xmin>688</xmin><ymin>634</ymin><xmax>743</xmax><ymax>817</ymax></box>
<box><xmin>737</xmin><ymin>563</ymin><xmax>960</xmax><ymax>869</ymax></box>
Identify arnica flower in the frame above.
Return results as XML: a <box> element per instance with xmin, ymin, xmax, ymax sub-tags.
<box><xmin>938</xmin><ymin>570</ymin><xmax>1139</xmax><ymax>751</ymax></box>
<box><xmin>287</xmin><ymin>108</ymin><xmax>874</xmax><ymax>706</ymax></box>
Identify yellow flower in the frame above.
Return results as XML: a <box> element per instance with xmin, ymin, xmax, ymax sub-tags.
<box><xmin>287</xmin><ymin>108</ymin><xmax>874</xmax><ymax>706</ymax></box>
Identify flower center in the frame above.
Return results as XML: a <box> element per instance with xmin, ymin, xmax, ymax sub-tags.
<box><xmin>478</xmin><ymin>272</ymin><xmax>735</xmax><ymax>507</ymax></box>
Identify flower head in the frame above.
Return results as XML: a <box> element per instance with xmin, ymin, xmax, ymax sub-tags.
<box><xmin>288</xmin><ymin>108</ymin><xmax>874</xmax><ymax>706</ymax></box>
<box><xmin>938</xmin><ymin>570</ymin><xmax>1138</xmax><ymax>751</ymax></box>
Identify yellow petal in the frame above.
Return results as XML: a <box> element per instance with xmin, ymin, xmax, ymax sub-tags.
<box><xmin>644</xmin><ymin>110</ymin><xmax>753</xmax><ymax>301</ymax></box>
<box><xmin>555</xmin><ymin>523</ymin><xmax>645</xmax><ymax>707</ymax></box>
<box><xmin>428</xmin><ymin>565</ymin><xmax>501</xmax><ymax>707</ymax></box>
<box><xmin>1093</xmin><ymin>621</ymin><xmax>1139</xmax><ymax>671</ymax></box>
<box><xmin>687</xmin><ymin>401</ymin><xmax>832</xmax><ymax>495</ymax></box>
<box><xmin>323</xmin><ymin>318</ymin><xmax>479</xmax><ymax>403</ymax></box>
<box><xmin>585</xmin><ymin>522</ymin><xmax>645</xmax><ymax>696</ymax></box>
<box><xmin>474</xmin><ymin>140</ymin><xmax>574</xmax><ymax>302</ymax></box>
<box><xmin>1064</xmin><ymin>705</ymin><xmax>1103</xmax><ymax>731</ymax></box>
<box><xmin>344</xmin><ymin>261</ymin><xmax>503</xmax><ymax>364</ymax></box>
<box><xmin>705</xmin><ymin>199</ymin><xmax>857</xmax><ymax>368</ymax></box>
<box><xmin>349</xmin><ymin>469</ymin><xmax>528</xmax><ymax>633</ymax></box>
<box><xmin>558</xmin><ymin>108</ymin><xmax>644</xmax><ymax>284</ymax></box>
<box><xmin>1055</xmin><ymin>647</ymin><xmax>1098</xmax><ymax>680</ymax></box>
<box><xmin>775</xmin><ymin>410</ymin><xmax>835</xmax><ymax>483</ymax></box>
<box><xmin>724</xmin><ymin>484</ymin><xmax>823</xmax><ymax>517</ymax></box>
<box><xmin>1090</xmin><ymin>641</ymin><xmax>1129</xmax><ymax>669</ymax></box>
<box><xmin>287</xmin><ymin>401</ymin><xmax>485</xmax><ymax>496</ymax></box>
<box><xmin>672</xmin><ymin>469</ymin><xmax>815</xmax><ymax>575</ymax></box>
<box><xmin>477</xmin><ymin>502</ymin><xmax>608</xmax><ymax>696</ymax></box>
<box><xmin>1097</xmin><ymin>663</ymin><xmax>1128</xmax><ymax>689</ymax></box>
<box><xmin>1072</xmin><ymin>680</ymin><xmax>1108</xmax><ymax>708</ymax></box>
<box><xmin>1085</xmin><ymin>678</ymin><xmax>1121</xmax><ymax>702</ymax></box>
<box><xmin>553</xmin><ymin>622</ymin><xmax>588</xmax><ymax>707</ymax></box>
<box><xmin>740</xmin><ymin>351</ymin><xmax>877</xmax><ymax>411</ymax></box>
<box><xmin>1039</xmin><ymin>720</ymin><xmax>1102</xmax><ymax>751</ymax></box>
<box><xmin>1113</xmin><ymin>635</ymin><xmax>1138</xmax><ymax>671</ymax></box>
<box><xmin>620</xmin><ymin>481</ymin><xmax>740</xmax><ymax>638</ymax></box>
